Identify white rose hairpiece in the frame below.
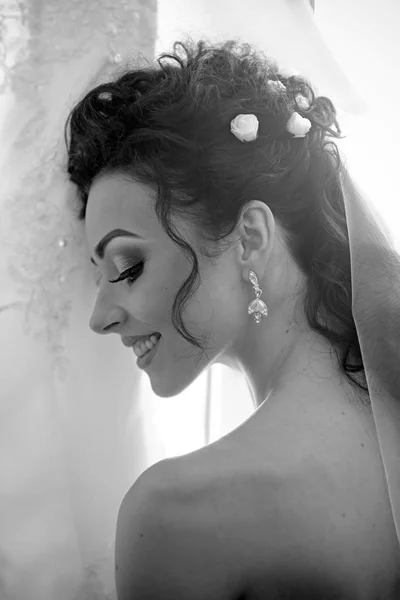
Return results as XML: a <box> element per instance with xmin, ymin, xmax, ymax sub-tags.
<box><xmin>230</xmin><ymin>111</ymin><xmax>312</xmax><ymax>143</ymax></box>
<box><xmin>286</xmin><ymin>111</ymin><xmax>312</xmax><ymax>138</ymax></box>
<box><xmin>295</xmin><ymin>94</ymin><xmax>310</xmax><ymax>111</ymax></box>
<box><xmin>230</xmin><ymin>114</ymin><xmax>259</xmax><ymax>143</ymax></box>
<box><xmin>98</xmin><ymin>92</ymin><xmax>113</xmax><ymax>101</ymax></box>
<box><xmin>268</xmin><ymin>80</ymin><xmax>286</xmax><ymax>92</ymax></box>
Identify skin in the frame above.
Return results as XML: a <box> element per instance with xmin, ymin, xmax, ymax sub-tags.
<box><xmin>87</xmin><ymin>172</ymin><xmax>400</xmax><ymax>596</ymax></box>
<box><xmin>86</xmin><ymin>171</ymin><xmax>345</xmax><ymax>408</ymax></box>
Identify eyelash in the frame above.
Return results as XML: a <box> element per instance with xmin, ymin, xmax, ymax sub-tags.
<box><xmin>108</xmin><ymin>260</ymin><xmax>145</xmax><ymax>287</ymax></box>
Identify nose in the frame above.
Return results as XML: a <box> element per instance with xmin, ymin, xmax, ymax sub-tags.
<box><xmin>89</xmin><ymin>305</ymin><xmax>126</xmax><ymax>335</ymax></box>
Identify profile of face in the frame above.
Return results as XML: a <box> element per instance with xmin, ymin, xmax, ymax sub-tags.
<box><xmin>85</xmin><ymin>172</ymin><xmax>306</xmax><ymax>400</ymax></box>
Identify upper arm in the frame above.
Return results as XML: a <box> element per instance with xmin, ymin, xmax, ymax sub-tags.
<box><xmin>115</xmin><ymin>479</ymin><xmax>171</xmax><ymax>599</ymax></box>
<box><xmin>115</xmin><ymin>461</ymin><xmax>176</xmax><ymax>599</ymax></box>
<box><xmin>115</xmin><ymin>461</ymin><xmax>233</xmax><ymax>600</ymax></box>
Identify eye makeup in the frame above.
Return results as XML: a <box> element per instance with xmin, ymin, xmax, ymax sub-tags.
<box><xmin>91</xmin><ymin>252</ymin><xmax>145</xmax><ymax>288</ymax></box>
<box><xmin>108</xmin><ymin>260</ymin><xmax>145</xmax><ymax>286</ymax></box>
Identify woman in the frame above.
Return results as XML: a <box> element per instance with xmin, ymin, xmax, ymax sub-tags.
<box><xmin>65</xmin><ymin>39</ymin><xmax>400</xmax><ymax>599</ymax></box>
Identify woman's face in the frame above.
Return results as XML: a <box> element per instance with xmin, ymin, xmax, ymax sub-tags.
<box><xmin>85</xmin><ymin>173</ymin><xmax>247</xmax><ymax>397</ymax></box>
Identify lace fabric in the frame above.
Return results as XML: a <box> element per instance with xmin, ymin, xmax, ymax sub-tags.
<box><xmin>0</xmin><ymin>2</ymin><xmax>157</xmax><ymax>599</ymax></box>
<box><xmin>0</xmin><ymin>0</ymin><xmax>156</xmax><ymax>383</ymax></box>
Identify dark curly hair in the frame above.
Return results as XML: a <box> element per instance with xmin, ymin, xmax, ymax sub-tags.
<box><xmin>65</xmin><ymin>38</ymin><xmax>368</xmax><ymax>399</ymax></box>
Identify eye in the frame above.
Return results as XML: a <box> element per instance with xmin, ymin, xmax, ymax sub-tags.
<box><xmin>108</xmin><ymin>260</ymin><xmax>145</xmax><ymax>287</ymax></box>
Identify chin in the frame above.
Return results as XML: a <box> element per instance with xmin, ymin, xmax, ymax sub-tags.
<box><xmin>148</xmin><ymin>380</ymin><xmax>193</xmax><ymax>399</ymax></box>
<box><xmin>148</xmin><ymin>359</ymin><xmax>211</xmax><ymax>399</ymax></box>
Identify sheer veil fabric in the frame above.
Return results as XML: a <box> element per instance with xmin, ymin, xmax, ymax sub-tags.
<box><xmin>341</xmin><ymin>167</ymin><xmax>400</xmax><ymax>547</ymax></box>
<box><xmin>0</xmin><ymin>1</ymin><xmax>399</xmax><ymax>599</ymax></box>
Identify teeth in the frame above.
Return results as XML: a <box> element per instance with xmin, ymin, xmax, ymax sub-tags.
<box><xmin>133</xmin><ymin>334</ymin><xmax>160</xmax><ymax>357</ymax></box>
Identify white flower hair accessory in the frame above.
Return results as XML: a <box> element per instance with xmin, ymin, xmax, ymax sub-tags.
<box><xmin>230</xmin><ymin>114</ymin><xmax>259</xmax><ymax>143</ymax></box>
<box><xmin>98</xmin><ymin>92</ymin><xmax>112</xmax><ymax>101</ymax></box>
<box><xmin>286</xmin><ymin>111</ymin><xmax>312</xmax><ymax>138</ymax></box>
<box><xmin>295</xmin><ymin>94</ymin><xmax>310</xmax><ymax>110</ymax></box>
<box><xmin>268</xmin><ymin>80</ymin><xmax>286</xmax><ymax>92</ymax></box>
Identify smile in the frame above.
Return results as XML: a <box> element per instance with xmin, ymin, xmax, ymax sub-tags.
<box><xmin>135</xmin><ymin>335</ymin><xmax>161</xmax><ymax>369</ymax></box>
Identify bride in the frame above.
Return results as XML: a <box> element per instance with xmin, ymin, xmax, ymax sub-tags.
<box><xmin>65</xmin><ymin>38</ymin><xmax>400</xmax><ymax>599</ymax></box>
<box><xmin>2</xmin><ymin>1</ymin><xmax>400</xmax><ymax>598</ymax></box>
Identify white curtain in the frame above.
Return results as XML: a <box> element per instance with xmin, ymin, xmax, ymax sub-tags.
<box><xmin>0</xmin><ymin>2</ymin><xmax>159</xmax><ymax>599</ymax></box>
<box><xmin>0</xmin><ymin>1</ymin><xmax>398</xmax><ymax>599</ymax></box>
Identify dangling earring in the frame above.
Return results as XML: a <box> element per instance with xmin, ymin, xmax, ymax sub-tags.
<box><xmin>248</xmin><ymin>270</ymin><xmax>269</xmax><ymax>324</ymax></box>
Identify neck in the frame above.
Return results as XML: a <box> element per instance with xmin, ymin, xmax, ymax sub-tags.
<box><xmin>234</xmin><ymin>315</ymin><xmax>344</xmax><ymax>409</ymax></box>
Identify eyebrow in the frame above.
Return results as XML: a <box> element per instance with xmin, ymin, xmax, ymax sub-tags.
<box><xmin>91</xmin><ymin>228</ymin><xmax>141</xmax><ymax>264</ymax></box>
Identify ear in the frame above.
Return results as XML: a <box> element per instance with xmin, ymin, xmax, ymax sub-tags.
<box><xmin>235</xmin><ymin>200</ymin><xmax>276</xmax><ymax>273</ymax></box>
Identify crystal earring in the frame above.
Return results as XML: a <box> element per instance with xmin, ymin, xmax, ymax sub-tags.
<box><xmin>248</xmin><ymin>270</ymin><xmax>269</xmax><ymax>324</ymax></box>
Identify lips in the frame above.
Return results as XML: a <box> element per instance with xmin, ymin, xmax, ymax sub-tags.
<box><xmin>122</xmin><ymin>333</ymin><xmax>161</xmax><ymax>347</ymax></box>
<box><xmin>136</xmin><ymin>334</ymin><xmax>161</xmax><ymax>369</ymax></box>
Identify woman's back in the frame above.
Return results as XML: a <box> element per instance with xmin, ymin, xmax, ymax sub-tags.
<box><xmin>174</xmin><ymin>387</ymin><xmax>400</xmax><ymax>599</ymax></box>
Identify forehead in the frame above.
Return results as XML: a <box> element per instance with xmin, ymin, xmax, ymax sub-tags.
<box><xmin>85</xmin><ymin>173</ymin><xmax>156</xmax><ymax>248</ymax></box>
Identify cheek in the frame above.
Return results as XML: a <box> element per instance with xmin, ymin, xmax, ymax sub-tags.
<box><xmin>133</xmin><ymin>287</ymin><xmax>173</xmax><ymax>323</ymax></box>
<box><xmin>129</xmin><ymin>273</ymin><xmax>179</xmax><ymax>326</ymax></box>
<box><xmin>134</xmin><ymin>254</ymin><xmax>193</xmax><ymax>324</ymax></box>
<box><xmin>186</xmin><ymin>273</ymin><xmax>240</xmax><ymax>336</ymax></box>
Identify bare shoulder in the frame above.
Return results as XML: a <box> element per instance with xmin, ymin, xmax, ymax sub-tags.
<box><xmin>159</xmin><ymin>439</ymin><xmax>400</xmax><ymax>598</ymax></box>
<box><xmin>115</xmin><ymin>442</ymin><xmax>400</xmax><ymax>599</ymax></box>
<box><xmin>115</xmin><ymin>456</ymin><xmax>246</xmax><ymax>599</ymax></box>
